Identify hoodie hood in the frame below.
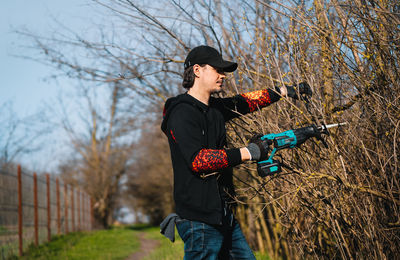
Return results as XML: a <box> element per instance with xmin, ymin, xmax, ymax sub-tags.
<box><xmin>161</xmin><ymin>93</ymin><xmax>208</xmax><ymax>134</ymax></box>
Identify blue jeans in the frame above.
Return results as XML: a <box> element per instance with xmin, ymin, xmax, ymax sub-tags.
<box><xmin>176</xmin><ymin>218</ymin><xmax>256</xmax><ymax>260</ymax></box>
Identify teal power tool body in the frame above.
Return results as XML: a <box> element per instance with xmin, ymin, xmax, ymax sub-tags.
<box><xmin>257</xmin><ymin>123</ymin><xmax>346</xmax><ymax>177</ymax></box>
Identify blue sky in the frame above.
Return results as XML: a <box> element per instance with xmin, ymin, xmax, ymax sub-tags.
<box><xmin>0</xmin><ymin>1</ymin><xmax>100</xmax><ymax>171</ymax></box>
<box><xmin>1</xmin><ymin>1</ymin><xmax>96</xmax><ymax>116</ymax></box>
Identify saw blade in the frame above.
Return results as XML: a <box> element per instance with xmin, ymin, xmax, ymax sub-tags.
<box><xmin>324</xmin><ymin>122</ymin><xmax>347</xmax><ymax>129</ymax></box>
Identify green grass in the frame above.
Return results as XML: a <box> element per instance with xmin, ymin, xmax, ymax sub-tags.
<box><xmin>142</xmin><ymin>226</ymin><xmax>184</xmax><ymax>260</ymax></box>
<box><xmin>15</xmin><ymin>226</ymin><xmax>140</xmax><ymax>260</ymax></box>
<box><xmin>255</xmin><ymin>251</ymin><xmax>272</xmax><ymax>260</ymax></box>
<box><xmin>1</xmin><ymin>242</ymin><xmax>18</xmax><ymax>259</ymax></box>
<box><xmin>10</xmin><ymin>225</ymin><xmax>271</xmax><ymax>259</ymax></box>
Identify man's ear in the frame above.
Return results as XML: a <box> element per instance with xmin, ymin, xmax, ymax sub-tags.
<box><xmin>193</xmin><ymin>64</ymin><xmax>201</xmax><ymax>77</ymax></box>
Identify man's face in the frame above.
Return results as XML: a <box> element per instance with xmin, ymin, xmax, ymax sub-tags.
<box><xmin>194</xmin><ymin>64</ymin><xmax>226</xmax><ymax>94</ymax></box>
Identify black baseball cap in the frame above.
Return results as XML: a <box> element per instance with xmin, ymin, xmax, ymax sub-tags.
<box><xmin>184</xmin><ymin>45</ymin><xmax>238</xmax><ymax>72</ymax></box>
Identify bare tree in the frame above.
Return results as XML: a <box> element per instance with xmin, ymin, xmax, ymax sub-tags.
<box><xmin>0</xmin><ymin>101</ymin><xmax>52</xmax><ymax>169</ymax></box>
<box><xmin>56</xmin><ymin>83</ymin><xmax>137</xmax><ymax>228</ymax></box>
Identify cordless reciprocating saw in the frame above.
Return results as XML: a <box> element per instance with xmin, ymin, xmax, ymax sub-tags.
<box><xmin>256</xmin><ymin>123</ymin><xmax>346</xmax><ymax>177</ymax></box>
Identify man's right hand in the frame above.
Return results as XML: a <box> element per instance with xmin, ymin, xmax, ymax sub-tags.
<box><xmin>246</xmin><ymin>134</ymin><xmax>270</xmax><ymax>161</ymax></box>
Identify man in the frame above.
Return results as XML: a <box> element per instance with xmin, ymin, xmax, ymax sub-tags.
<box><xmin>161</xmin><ymin>45</ymin><xmax>311</xmax><ymax>259</ymax></box>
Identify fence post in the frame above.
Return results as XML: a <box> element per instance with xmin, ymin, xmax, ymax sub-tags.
<box><xmin>90</xmin><ymin>197</ymin><xmax>94</xmax><ymax>230</ymax></box>
<box><xmin>86</xmin><ymin>193</ymin><xmax>89</xmax><ymax>230</ymax></box>
<box><xmin>82</xmin><ymin>192</ymin><xmax>85</xmax><ymax>230</ymax></box>
<box><xmin>77</xmin><ymin>189</ymin><xmax>81</xmax><ymax>231</ymax></box>
<box><xmin>46</xmin><ymin>174</ymin><xmax>51</xmax><ymax>242</ymax></box>
<box><xmin>17</xmin><ymin>165</ymin><xmax>23</xmax><ymax>257</ymax></box>
<box><xmin>85</xmin><ymin>193</ymin><xmax>88</xmax><ymax>230</ymax></box>
<box><xmin>33</xmin><ymin>173</ymin><xmax>38</xmax><ymax>246</ymax></box>
<box><xmin>64</xmin><ymin>184</ymin><xmax>68</xmax><ymax>233</ymax></box>
<box><xmin>71</xmin><ymin>188</ymin><xmax>75</xmax><ymax>232</ymax></box>
<box><xmin>56</xmin><ymin>178</ymin><xmax>60</xmax><ymax>234</ymax></box>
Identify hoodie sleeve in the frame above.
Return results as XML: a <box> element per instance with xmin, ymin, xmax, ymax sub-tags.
<box><xmin>167</xmin><ymin>104</ymin><xmax>242</xmax><ymax>174</ymax></box>
<box><xmin>211</xmin><ymin>88</ymin><xmax>282</xmax><ymax>121</ymax></box>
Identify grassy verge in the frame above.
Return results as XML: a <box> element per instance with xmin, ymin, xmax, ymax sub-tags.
<box><xmin>142</xmin><ymin>226</ymin><xmax>184</xmax><ymax>260</ymax></box>
<box><xmin>10</xmin><ymin>225</ymin><xmax>271</xmax><ymax>259</ymax></box>
<box><xmin>13</xmin><ymin>226</ymin><xmax>140</xmax><ymax>260</ymax></box>
<box><xmin>255</xmin><ymin>251</ymin><xmax>272</xmax><ymax>260</ymax></box>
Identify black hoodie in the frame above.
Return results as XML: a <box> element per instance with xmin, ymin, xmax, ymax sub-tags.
<box><xmin>161</xmin><ymin>89</ymin><xmax>280</xmax><ymax>225</ymax></box>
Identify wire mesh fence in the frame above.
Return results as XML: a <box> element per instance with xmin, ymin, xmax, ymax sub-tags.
<box><xmin>0</xmin><ymin>165</ymin><xmax>93</xmax><ymax>258</ymax></box>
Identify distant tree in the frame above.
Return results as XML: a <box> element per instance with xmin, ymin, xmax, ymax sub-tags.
<box><xmin>56</xmin><ymin>83</ymin><xmax>137</xmax><ymax>228</ymax></box>
<box><xmin>125</xmin><ymin>117</ymin><xmax>174</xmax><ymax>225</ymax></box>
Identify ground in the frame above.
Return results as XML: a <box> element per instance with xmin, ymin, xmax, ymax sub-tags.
<box><xmin>126</xmin><ymin>232</ymin><xmax>160</xmax><ymax>260</ymax></box>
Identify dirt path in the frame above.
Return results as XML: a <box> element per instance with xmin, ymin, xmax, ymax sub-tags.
<box><xmin>126</xmin><ymin>232</ymin><xmax>160</xmax><ymax>260</ymax></box>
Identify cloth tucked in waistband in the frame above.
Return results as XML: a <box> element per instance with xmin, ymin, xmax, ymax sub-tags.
<box><xmin>160</xmin><ymin>213</ymin><xmax>181</xmax><ymax>242</ymax></box>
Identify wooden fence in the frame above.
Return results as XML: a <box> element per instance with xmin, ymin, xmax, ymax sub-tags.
<box><xmin>0</xmin><ymin>165</ymin><xmax>93</xmax><ymax>258</ymax></box>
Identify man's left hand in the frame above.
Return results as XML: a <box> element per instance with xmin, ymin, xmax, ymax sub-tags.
<box><xmin>286</xmin><ymin>82</ymin><xmax>312</xmax><ymax>100</ymax></box>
